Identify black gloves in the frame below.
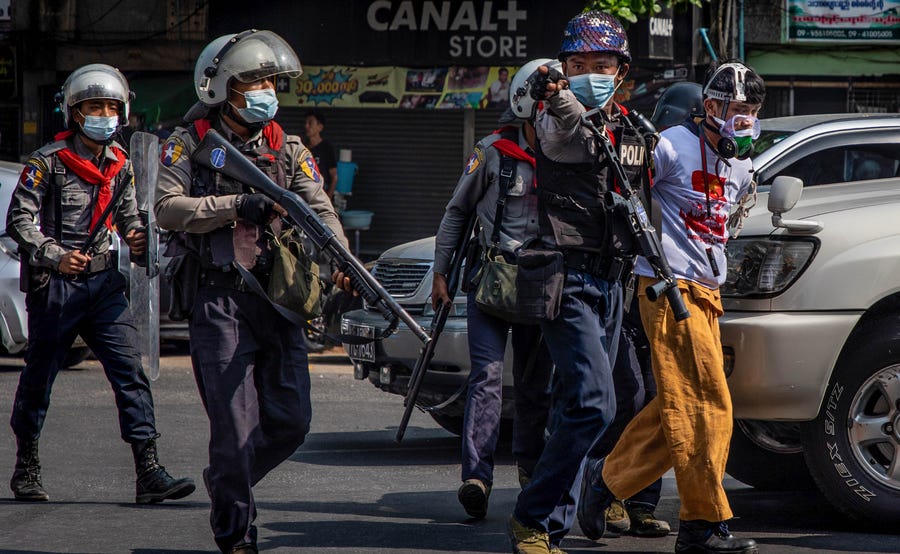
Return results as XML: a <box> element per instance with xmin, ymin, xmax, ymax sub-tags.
<box><xmin>235</xmin><ymin>193</ymin><xmax>275</xmax><ymax>226</ymax></box>
<box><xmin>527</xmin><ymin>65</ymin><xmax>567</xmax><ymax>100</ymax></box>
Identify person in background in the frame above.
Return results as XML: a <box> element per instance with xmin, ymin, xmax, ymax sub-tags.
<box><xmin>304</xmin><ymin>109</ymin><xmax>338</xmax><ymax>199</ymax></box>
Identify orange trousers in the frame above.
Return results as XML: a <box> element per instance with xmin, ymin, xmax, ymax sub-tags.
<box><xmin>602</xmin><ymin>276</ymin><xmax>734</xmax><ymax>522</ymax></box>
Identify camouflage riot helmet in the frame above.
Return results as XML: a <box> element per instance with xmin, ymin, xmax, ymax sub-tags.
<box><xmin>651</xmin><ymin>82</ymin><xmax>704</xmax><ymax>131</ymax></box>
<box><xmin>56</xmin><ymin>64</ymin><xmax>132</xmax><ymax>128</ymax></box>
<box><xmin>194</xmin><ymin>29</ymin><xmax>302</xmax><ymax>107</ymax></box>
<box><xmin>558</xmin><ymin>10</ymin><xmax>631</xmax><ymax>63</ymax></box>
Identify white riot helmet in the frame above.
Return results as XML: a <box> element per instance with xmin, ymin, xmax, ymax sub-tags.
<box><xmin>56</xmin><ymin>64</ymin><xmax>132</xmax><ymax>128</ymax></box>
<box><xmin>504</xmin><ymin>58</ymin><xmax>562</xmax><ymax>122</ymax></box>
<box><xmin>194</xmin><ymin>29</ymin><xmax>302</xmax><ymax>107</ymax></box>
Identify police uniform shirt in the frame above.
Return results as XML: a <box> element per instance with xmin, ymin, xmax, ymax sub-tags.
<box><xmin>8</xmin><ymin>137</ymin><xmax>140</xmax><ymax>269</ymax></box>
<box><xmin>433</xmin><ymin>127</ymin><xmax>539</xmax><ymax>275</ymax></box>
<box><xmin>535</xmin><ymin>88</ymin><xmax>606</xmax><ymax>164</ymax></box>
<box><xmin>154</xmin><ymin>117</ymin><xmax>347</xmax><ymax>247</ymax></box>
<box><xmin>634</xmin><ymin>124</ymin><xmax>754</xmax><ymax>289</ymax></box>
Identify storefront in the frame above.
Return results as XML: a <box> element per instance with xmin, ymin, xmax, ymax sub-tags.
<box><xmin>210</xmin><ymin>0</ymin><xmax>691</xmax><ymax>256</ymax></box>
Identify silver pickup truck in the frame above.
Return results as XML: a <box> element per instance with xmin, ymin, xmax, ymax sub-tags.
<box><xmin>342</xmin><ymin>114</ymin><xmax>900</xmax><ymax>524</ymax></box>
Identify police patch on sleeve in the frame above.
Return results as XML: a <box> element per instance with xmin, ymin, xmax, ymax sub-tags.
<box><xmin>160</xmin><ymin>136</ymin><xmax>186</xmax><ymax>167</ymax></box>
<box><xmin>299</xmin><ymin>155</ymin><xmax>322</xmax><ymax>184</ymax></box>
<box><xmin>20</xmin><ymin>158</ymin><xmax>48</xmax><ymax>189</ymax></box>
<box><xmin>464</xmin><ymin>146</ymin><xmax>484</xmax><ymax>175</ymax></box>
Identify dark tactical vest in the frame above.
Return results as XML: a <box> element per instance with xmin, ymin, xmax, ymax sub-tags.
<box><xmin>187</xmin><ymin>121</ymin><xmax>288</xmax><ymax>272</ymax></box>
<box><xmin>536</xmin><ymin>111</ymin><xmax>648</xmax><ymax>253</ymax></box>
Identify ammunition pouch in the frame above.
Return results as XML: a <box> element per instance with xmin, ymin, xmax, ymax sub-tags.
<box><xmin>19</xmin><ymin>251</ymin><xmax>50</xmax><ymax>294</ymax></box>
<box><xmin>164</xmin><ymin>251</ymin><xmax>201</xmax><ymax>322</ymax></box>
<box><xmin>515</xmin><ymin>247</ymin><xmax>565</xmax><ymax>322</ymax></box>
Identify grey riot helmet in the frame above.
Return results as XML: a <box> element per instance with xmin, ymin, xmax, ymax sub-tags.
<box><xmin>500</xmin><ymin>58</ymin><xmax>562</xmax><ymax>123</ymax></box>
<box><xmin>650</xmin><ymin>82</ymin><xmax>703</xmax><ymax>131</ymax></box>
<box><xmin>55</xmin><ymin>64</ymin><xmax>132</xmax><ymax>128</ymax></box>
<box><xmin>194</xmin><ymin>29</ymin><xmax>302</xmax><ymax>107</ymax></box>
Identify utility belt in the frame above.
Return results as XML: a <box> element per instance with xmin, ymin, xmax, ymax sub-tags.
<box><xmin>55</xmin><ymin>251</ymin><xmax>116</xmax><ymax>281</ymax></box>
<box><xmin>563</xmin><ymin>249</ymin><xmax>632</xmax><ymax>282</ymax></box>
<box><xmin>199</xmin><ymin>265</ymin><xmax>270</xmax><ymax>293</ymax></box>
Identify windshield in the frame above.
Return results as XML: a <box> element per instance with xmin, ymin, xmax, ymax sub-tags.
<box><xmin>752</xmin><ymin>129</ymin><xmax>795</xmax><ymax>159</ymax></box>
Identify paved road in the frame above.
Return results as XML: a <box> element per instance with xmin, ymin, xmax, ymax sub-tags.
<box><xmin>0</xmin><ymin>348</ymin><xmax>897</xmax><ymax>553</ymax></box>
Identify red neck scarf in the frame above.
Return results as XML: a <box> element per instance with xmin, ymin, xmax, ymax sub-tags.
<box><xmin>491</xmin><ymin>126</ymin><xmax>536</xmax><ymax>189</ymax></box>
<box><xmin>53</xmin><ymin>130</ymin><xmax>127</xmax><ymax>232</ymax></box>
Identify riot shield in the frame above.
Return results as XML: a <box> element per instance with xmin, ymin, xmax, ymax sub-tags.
<box><xmin>128</xmin><ymin>132</ymin><xmax>161</xmax><ymax>381</ymax></box>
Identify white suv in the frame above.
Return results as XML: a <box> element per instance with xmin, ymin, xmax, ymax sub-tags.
<box><xmin>720</xmin><ymin>114</ymin><xmax>900</xmax><ymax>523</ymax></box>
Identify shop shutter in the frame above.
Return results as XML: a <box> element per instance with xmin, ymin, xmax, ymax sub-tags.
<box><xmin>279</xmin><ymin>107</ymin><xmax>504</xmax><ymax>259</ymax></box>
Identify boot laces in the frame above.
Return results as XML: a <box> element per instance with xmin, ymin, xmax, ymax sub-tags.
<box><xmin>714</xmin><ymin>521</ymin><xmax>731</xmax><ymax>539</ymax></box>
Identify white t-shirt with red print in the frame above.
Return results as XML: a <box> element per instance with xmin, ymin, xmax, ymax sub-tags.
<box><xmin>634</xmin><ymin>124</ymin><xmax>754</xmax><ymax>289</ymax></box>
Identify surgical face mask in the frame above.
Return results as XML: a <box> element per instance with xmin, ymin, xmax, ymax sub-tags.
<box><xmin>568</xmin><ymin>73</ymin><xmax>618</xmax><ymax>109</ymax></box>
<box><xmin>232</xmin><ymin>88</ymin><xmax>279</xmax><ymax>124</ymax></box>
<box><xmin>714</xmin><ymin>114</ymin><xmax>760</xmax><ymax>157</ymax></box>
<box><xmin>79</xmin><ymin>111</ymin><xmax>119</xmax><ymax>142</ymax></box>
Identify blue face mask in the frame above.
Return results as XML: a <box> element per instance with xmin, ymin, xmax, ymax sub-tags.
<box><xmin>234</xmin><ymin>88</ymin><xmax>279</xmax><ymax>124</ymax></box>
<box><xmin>80</xmin><ymin>113</ymin><xmax>118</xmax><ymax>142</ymax></box>
<box><xmin>567</xmin><ymin>73</ymin><xmax>618</xmax><ymax>108</ymax></box>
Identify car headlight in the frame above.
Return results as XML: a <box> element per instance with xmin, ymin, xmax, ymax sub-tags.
<box><xmin>0</xmin><ymin>234</ymin><xmax>20</xmax><ymax>261</ymax></box>
<box><xmin>422</xmin><ymin>300</ymin><xmax>467</xmax><ymax>317</ymax></box>
<box><xmin>721</xmin><ymin>236</ymin><xmax>818</xmax><ymax>298</ymax></box>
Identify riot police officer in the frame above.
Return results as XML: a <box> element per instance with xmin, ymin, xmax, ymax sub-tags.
<box><xmin>506</xmin><ymin>11</ymin><xmax>654</xmax><ymax>554</ymax></box>
<box><xmin>155</xmin><ymin>30</ymin><xmax>346</xmax><ymax>554</ymax></box>
<box><xmin>432</xmin><ymin>58</ymin><xmax>555</xmax><ymax>524</ymax></box>
<box><xmin>7</xmin><ymin>64</ymin><xmax>195</xmax><ymax>504</ymax></box>
<box><xmin>651</xmin><ymin>81</ymin><xmax>704</xmax><ymax>131</ymax></box>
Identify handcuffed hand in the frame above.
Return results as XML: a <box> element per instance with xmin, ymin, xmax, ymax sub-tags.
<box><xmin>528</xmin><ymin>65</ymin><xmax>568</xmax><ymax>100</ymax></box>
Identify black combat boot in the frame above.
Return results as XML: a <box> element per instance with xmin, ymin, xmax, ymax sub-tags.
<box><xmin>132</xmin><ymin>436</ymin><xmax>196</xmax><ymax>504</ymax></box>
<box><xmin>675</xmin><ymin>520</ymin><xmax>758</xmax><ymax>554</ymax></box>
<box><xmin>10</xmin><ymin>436</ymin><xmax>50</xmax><ymax>501</ymax></box>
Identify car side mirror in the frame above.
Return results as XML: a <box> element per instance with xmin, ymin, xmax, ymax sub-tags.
<box><xmin>768</xmin><ymin>176</ymin><xmax>823</xmax><ymax>234</ymax></box>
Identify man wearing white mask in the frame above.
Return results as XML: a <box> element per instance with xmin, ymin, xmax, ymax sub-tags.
<box><xmin>6</xmin><ymin>64</ymin><xmax>195</xmax><ymax>505</ymax></box>
<box><xmin>581</xmin><ymin>60</ymin><xmax>764</xmax><ymax>554</ymax></box>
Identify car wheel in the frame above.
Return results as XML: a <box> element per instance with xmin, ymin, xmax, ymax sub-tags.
<box><xmin>726</xmin><ymin>419</ymin><xmax>815</xmax><ymax>491</ymax></box>
<box><xmin>428</xmin><ymin>412</ymin><xmax>464</xmax><ymax>436</ymax></box>
<box><xmin>63</xmin><ymin>347</ymin><xmax>93</xmax><ymax>369</ymax></box>
<box><xmin>803</xmin><ymin>323</ymin><xmax>900</xmax><ymax>523</ymax></box>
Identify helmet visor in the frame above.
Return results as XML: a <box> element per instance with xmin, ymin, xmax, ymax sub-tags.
<box><xmin>65</xmin><ymin>64</ymin><xmax>129</xmax><ymax>107</ymax></box>
<box><xmin>220</xmin><ymin>30</ymin><xmax>302</xmax><ymax>83</ymax></box>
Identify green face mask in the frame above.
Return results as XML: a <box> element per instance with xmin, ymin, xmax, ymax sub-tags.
<box><xmin>735</xmin><ymin>135</ymin><xmax>754</xmax><ymax>157</ymax></box>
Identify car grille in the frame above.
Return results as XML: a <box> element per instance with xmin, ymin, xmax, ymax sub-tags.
<box><xmin>373</xmin><ymin>260</ymin><xmax>431</xmax><ymax>297</ymax></box>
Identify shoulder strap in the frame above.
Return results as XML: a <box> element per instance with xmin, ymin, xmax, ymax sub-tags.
<box><xmin>231</xmin><ymin>261</ymin><xmax>305</xmax><ymax>326</ymax></box>
<box><xmin>490</xmin><ymin>155</ymin><xmax>517</xmax><ymax>247</ymax></box>
<box><xmin>49</xmin><ymin>154</ymin><xmax>66</xmax><ymax>243</ymax></box>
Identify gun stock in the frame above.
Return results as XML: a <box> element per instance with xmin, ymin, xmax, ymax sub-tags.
<box><xmin>396</xmin><ymin>214</ymin><xmax>477</xmax><ymax>443</ymax></box>
<box><xmin>191</xmin><ymin>128</ymin><xmax>432</xmax><ymax>343</ymax></box>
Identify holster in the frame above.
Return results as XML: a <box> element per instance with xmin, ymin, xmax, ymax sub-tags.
<box><xmin>19</xmin><ymin>250</ymin><xmax>50</xmax><ymax>294</ymax></box>
<box><xmin>164</xmin><ymin>253</ymin><xmax>200</xmax><ymax>322</ymax></box>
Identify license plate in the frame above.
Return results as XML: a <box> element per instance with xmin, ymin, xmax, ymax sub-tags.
<box><xmin>343</xmin><ymin>323</ymin><xmax>375</xmax><ymax>362</ymax></box>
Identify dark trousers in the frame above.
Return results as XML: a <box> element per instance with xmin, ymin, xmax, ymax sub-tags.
<box><xmin>585</xmin><ymin>304</ymin><xmax>663</xmax><ymax>506</ymax></box>
<box><xmin>10</xmin><ymin>269</ymin><xmax>156</xmax><ymax>443</ymax></box>
<box><xmin>462</xmin><ymin>291</ymin><xmax>552</xmax><ymax>485</ymax></box>
<box><xmin>190</xmin><ymin>286</ymin><xmax>311</xmax><ymax>553</ymax></box>
<box><xmin>514</xmin><ymin>270</ymin><xmax>622</xmax><ymax>535</ymax></box>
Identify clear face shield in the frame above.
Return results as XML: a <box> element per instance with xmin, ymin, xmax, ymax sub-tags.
<box><xmin>219</xmin><ymin>30</ymin><xmax>303</xmax><ymax>84</ymax></box>
<box><xmin>61</xmin><ymin>64</ymin><xmax>131</xmax><ymax>127</ymax></box>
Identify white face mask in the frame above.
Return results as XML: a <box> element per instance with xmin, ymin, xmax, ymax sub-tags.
<box><xmin>78</xmin><ymin>110</ymin><xmax>119</xmax><ymax>142</ymax></box>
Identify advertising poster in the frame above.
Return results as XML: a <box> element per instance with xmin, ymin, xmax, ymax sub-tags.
<box><xmin>786</xmin><ymin>0</ymin><xmax>900</xmax><ymax>42</ymax></box>
<box><xmin>278</xmin><ymin>65</ymin><xmax>517</xmax><ymax>110</ymax></box>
